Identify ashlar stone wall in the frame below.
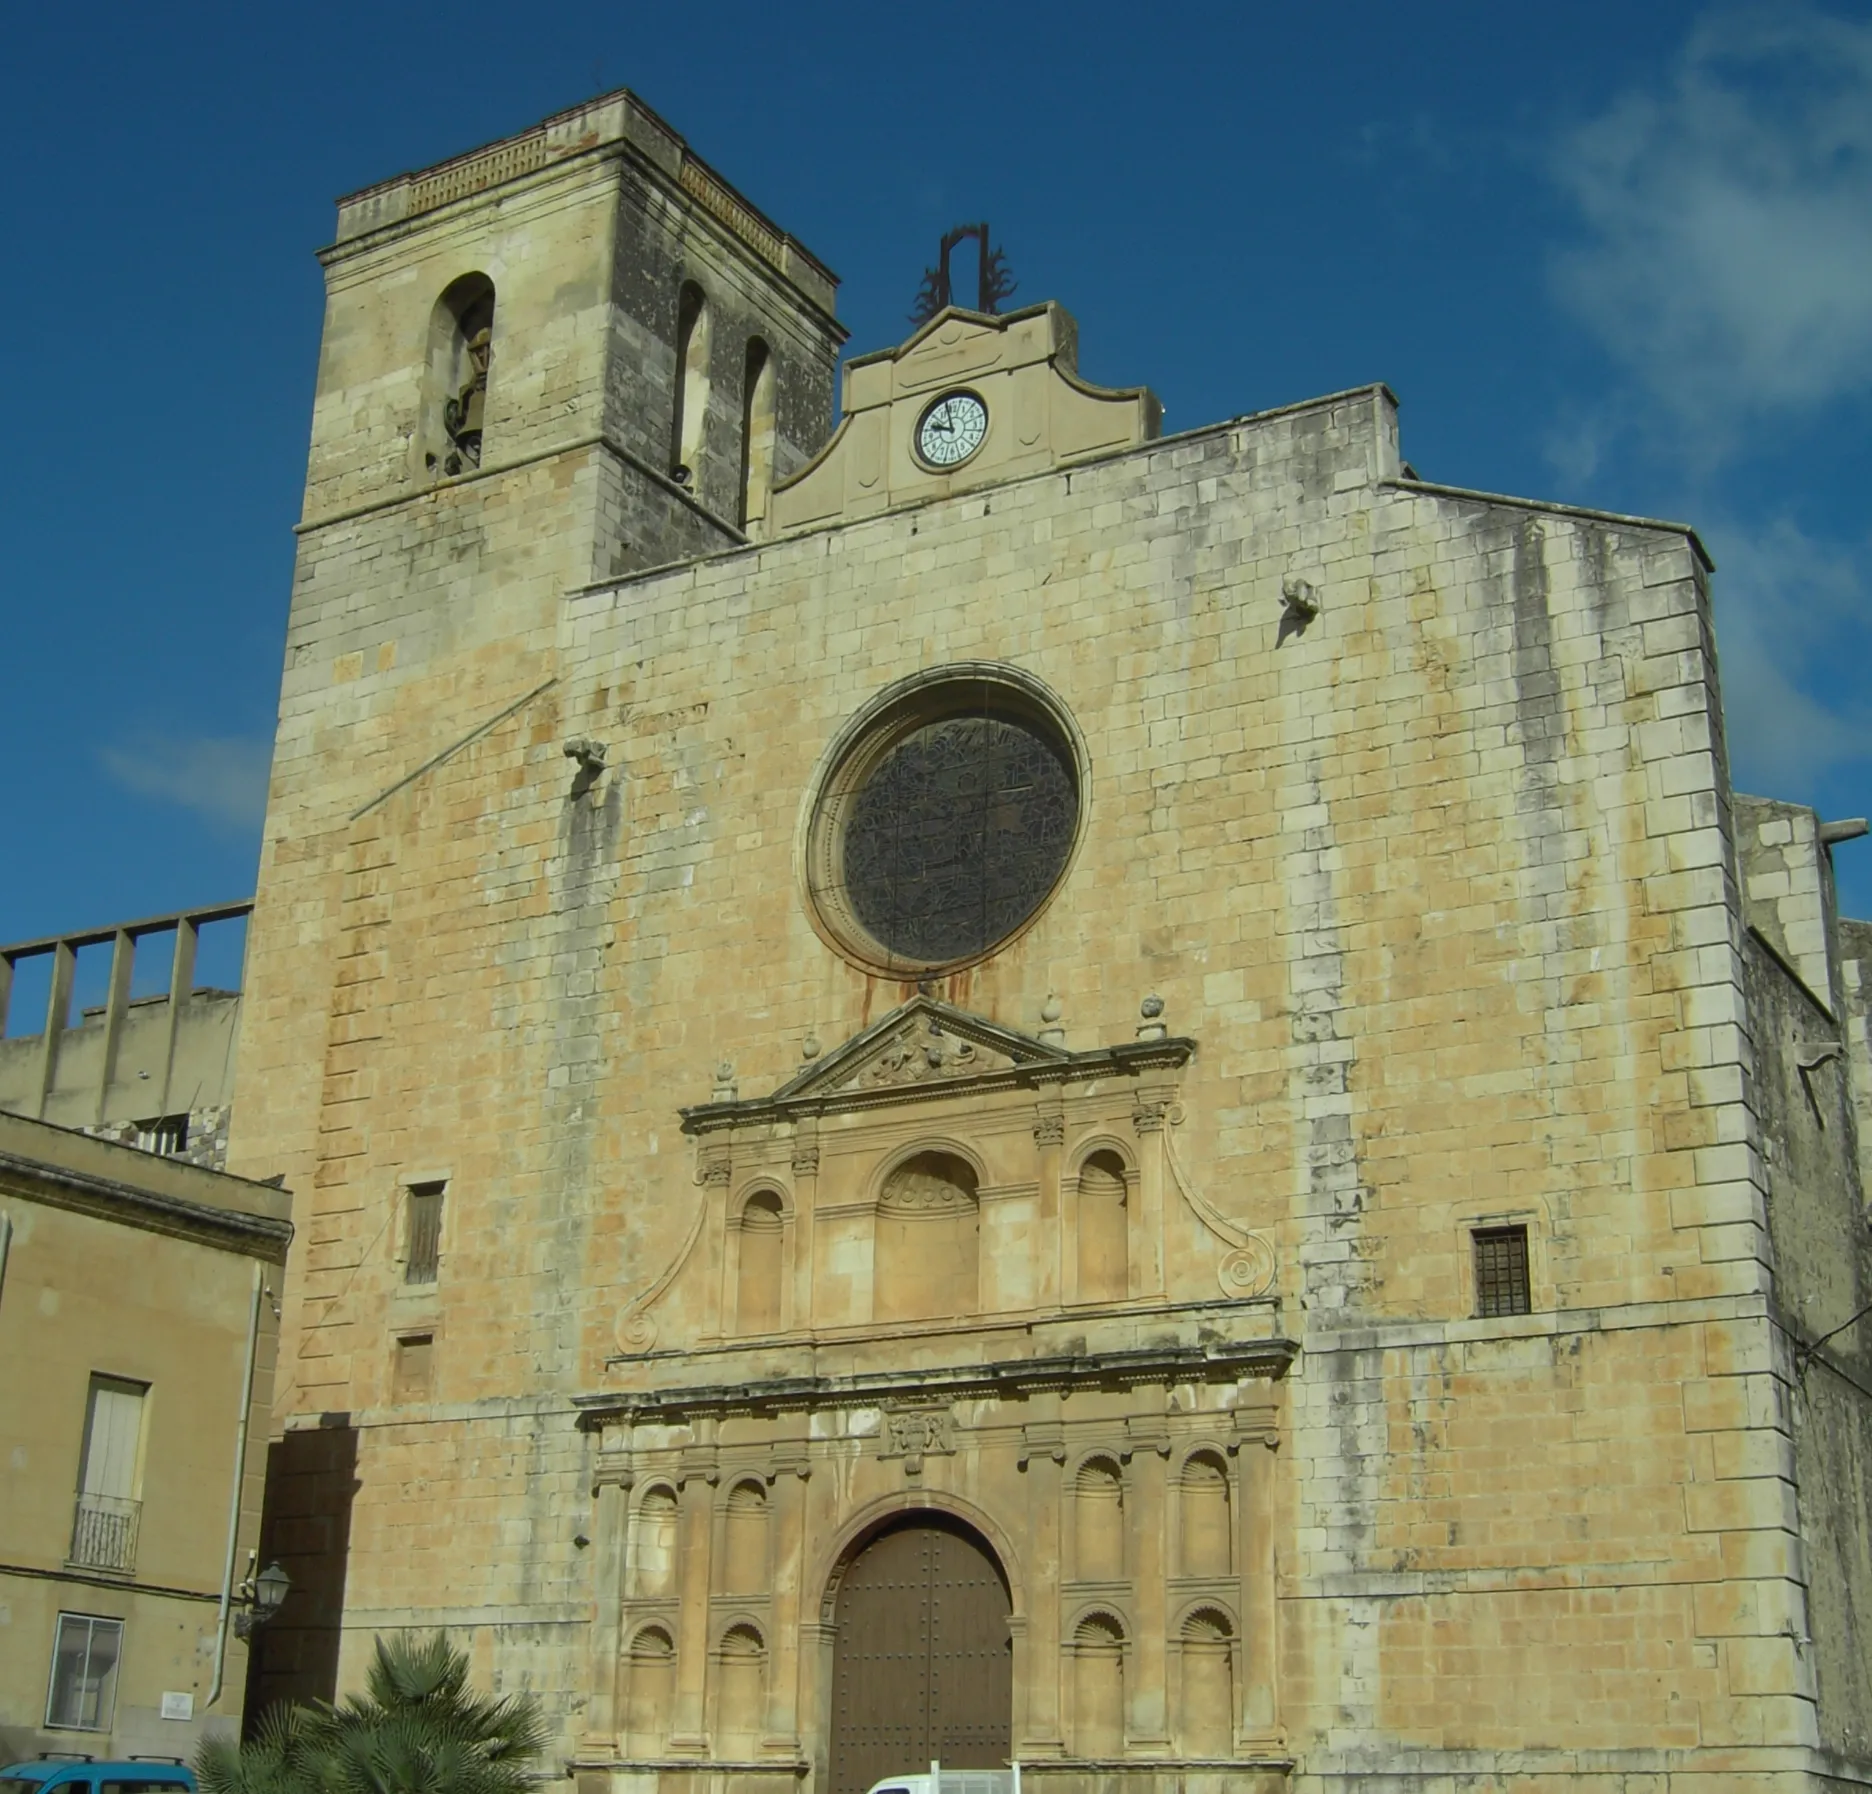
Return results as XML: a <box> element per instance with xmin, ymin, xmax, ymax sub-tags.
<box><xmin>232</xmin><ymin>311</ymin><xmax>1856</xmax><ymax>1788</ymax></box>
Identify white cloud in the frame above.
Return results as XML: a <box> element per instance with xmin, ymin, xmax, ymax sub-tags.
<box><xmin>100</xmin><ymin>735</ymin><xmax>273</xmax><ymax>831</ymax></box>
<box><xmin>1551</xmin><ymin>5</ymin><xmax>1872</xmax><ymax>454</ymax></box>
<box><xmin>1539</xmin><ymin>404</ymin><xmax>1622</xmax><ymax>489</ymax></box>
<box><xmin>1702</xmin><ymin>512</ymin><xmax>1872</xmax><ymax>794</ymax></box>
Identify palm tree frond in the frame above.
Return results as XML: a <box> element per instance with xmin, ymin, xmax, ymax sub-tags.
<box><xmin>196</xmin><ymin>1634</ymin><xmax>544</xmax><ymax>1794</ymax></box>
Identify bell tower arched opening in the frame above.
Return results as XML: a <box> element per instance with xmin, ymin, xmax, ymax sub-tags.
<box><xmin>827</xmin><ymin>1513</ymin><xmax>1011</xmax><ymax>1794</ymax></box>
<box><xmin>422</xmin><ymin>272</ymin><xmax>495</xmax><ymax>478</ymax></box>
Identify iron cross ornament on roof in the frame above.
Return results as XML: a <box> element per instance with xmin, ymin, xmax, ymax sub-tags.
<box><xmin>910</xmin><ymin>223</ymin><xmax>1017</xmax><ymax>323</ymax></box>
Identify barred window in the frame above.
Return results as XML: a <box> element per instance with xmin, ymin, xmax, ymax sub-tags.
<box><xmin>1473</xmin><ymin>1225</ymin><xmax>1531</xmax><ymax>1317</ymax></box>
<box><xmin>405</xmin><ymin>1182</ymin><xmax>445</xmax><ymax>1285</ymax></box>
<box><xmin>134</xmin><ymin>1114</ymin><xmax>189</xmax><ymax>1157</ymax></box>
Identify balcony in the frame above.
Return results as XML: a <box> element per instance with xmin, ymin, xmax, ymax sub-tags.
<box><xmin>69</xmin><ymin>1492</ymin><xmax>140</xmax><ymax>1574</ymax></box>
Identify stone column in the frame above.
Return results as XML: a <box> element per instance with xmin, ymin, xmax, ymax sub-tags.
<box><xmin>157</xmin><ymin>914</ymin><xmax>198</xmax><ymax>1115</ymax></box>
<box><xmin>668</xmin><ymin>1454</ymin><xmax>718</xmax><ymax>1751</ymax></box>
<box><xmin>577</xmin><ymin>1456</ymin><xmax>632</xmax><ymax>1756</ymax></box>
<box><xmin>1034</xmin><ymin>1100</ymin><xmax>1064</xmax><ymax>1308</ymax></box>
<box><xmin>33</xmin><ymin>937</ymin><xmax>75</xmax><ymax>1117</ymax></box>
<box><xmin>1130</xmin><ymin>1093</ymin><xmax>1170</xmax><ymax>1297</ymax></box>
<box><xmin>791</xmin><ymin>1125</ymin><xmax>819</xmax><ymax>1331</ymax></box>
<box><xmin>795</xmin><ymin>1465</ymin><xmax>836</xmax><ymax>1783</ymax></box>
<box><xmin>1126</xmin><ymin>1412</ymin><xmax>1172</xmax><ymax>1749</ymax></box>
<box><xmin>1018</xmin><ymin>1420</ymin><xmax>1067</xmax><ymax>1756</ymax></box>
<box><xmin>700</xmin><ymin>1150</ymin><xmax>732</xmax><ymax>1341</ymax></box>
<box><xmin>764</xmin><ymin>1459</ymin><xmax>810</xmax><ymax>1747</ymax></box>
<box><xmin>1236</xmin><ymin>1411</ymin><xmax>1281</xmax><ymax>1744</ymax></box>
<box><xmin>797</xmin><ymin>1618</ymin><xmax>836</xmax><ymax>1788</ymax></box>
<box><xmin>95</xmin><ymin>928</ymin><xmax>134</xmax><ymax>1125</ymax></box>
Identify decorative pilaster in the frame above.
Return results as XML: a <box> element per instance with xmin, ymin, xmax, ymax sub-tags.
<box><xmin>1126</xmin><ymin>1410</ymin><xmax>1172</xmax><ymax>1749</ymax></box>
<box><xmin>1236</xmin><ymin>1404</ymin><xmax>1281</xmax><ymax>1745</ymax></box>
<box><xmin>698</xmin><ymin>1150</ymin><xmax>732</xmax><ymax>1341</ymax></box>
<box><xmin>764</xmin><ymin>1458</ymin><xmax>810</xmax><ymax>1749</ymax></box>
<box><xmin>1130</xmin><ymin>1088</ymin><xmax>1171</xmax><ymax>1296</ymax></box>
<box><xmin>577</xmin><ymin>1455</ymin><xmax>633</xmax><ymax>1756</ymax></box>
<box><xmin>1034</xmin><ymin>1097</ymin><xmax>1064</xmax><ymax>1308</ymax></box>
<box><xmin>796</xmin><ymin>1619</ymin><xmax>836</xmax><ymax>1791</ymax></box>
<box><xmin>668</xmin><ymin>1450</ymin><xmax>718</xmax><ymax>1750</ymax></box>
<box><xmin>1018</xmin><ymin>1419</ymin><xmax>1067</xmax><ymax>1756</ymax></box>
<box><xmin>790</xmin><ymin>1120</ymin><xmax>819</xmax><ymax>1331</ymax></box>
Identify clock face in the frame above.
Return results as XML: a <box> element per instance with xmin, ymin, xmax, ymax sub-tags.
<box><xmin>916</xmin><ymin>391</ymin><xmax>988</xmax><ymax>468</ymax></box>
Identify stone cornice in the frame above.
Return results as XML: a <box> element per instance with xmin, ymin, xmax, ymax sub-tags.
<box><xmin>575</xmin><ymin>1336</ymin><xmax>1296</xmax><ymax>1429</ymax></box>
<box><xmin>0</xmin><ymin>1141</ymin><xmax>293</xmax><ymax>1260</ymax></box>
<box><xmin>322</xmin><ymin>89</ymin><xmax>842</xmax><ymax>328</ymax></box>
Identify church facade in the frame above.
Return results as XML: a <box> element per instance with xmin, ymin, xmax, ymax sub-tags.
<box><xmin>231</xmin><ymin>91</ymin><xmax>1872</xmax><ymax>1793</ymax></box>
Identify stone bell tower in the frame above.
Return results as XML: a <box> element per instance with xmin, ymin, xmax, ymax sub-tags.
<box><xmin>297</xmin><ymin>89</ymin><xmax>841</xmax><ymax>586</ymax></box>
<box><xmin>228</xmin><ymin>93</ymin><xmax>843</xmax><ymax>1707</ymax></box>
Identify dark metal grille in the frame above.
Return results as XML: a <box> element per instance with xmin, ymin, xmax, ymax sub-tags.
<box><xmin>69</xmin><ymin>1492</ymin><xmax>140</xmax><ymax>1573</ymax></box>
<box><xmin>134</xmin><ymin>1114</ymin><xmax>190</xmax><ymax>1157</ymax></box>
<box><xmin>1473</xmin><ymin>1225</ymin><xmax>1531</xmax><ymax>1317</ymax></box>
<box><xmin>842</xmin><ymin>711</ymin><xmax>1076</xmax><ymax>966</ymax></box>
<box><xmin>405</xmin><ymin>1183</ymin><xmax>444</xmax><ymax>1284</ymax></box>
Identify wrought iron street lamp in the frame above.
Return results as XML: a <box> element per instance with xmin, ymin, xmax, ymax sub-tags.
<box><xmin>234</xmin><ymin>1558</ymin><xmax>290</xmax><ymax>1640</ymax></box>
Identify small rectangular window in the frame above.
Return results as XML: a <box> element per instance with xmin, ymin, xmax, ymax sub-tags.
<box><xmin>46</xmin><ymin>1612</ymin><xmax>123</xmax><ymax>1730</ymax></box>
<box><xmin>1473</xmin><ymin>1225</ymin><xmax>1532</xmax><ymax>1317</ymax></box>
<box><xmin>405</xmin><ymin>1182</ymin><xmax>445</xmax><ymax>1285</ymax></box>
<box><xmin>393</xmin><ymin>1334</ymin><xmax>434</xmax><ymax>1402</ymax></box>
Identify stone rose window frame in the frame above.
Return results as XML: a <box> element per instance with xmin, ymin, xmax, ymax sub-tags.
<box><xmin>799</xmin><ymin>662</ymin><xmax>1090</xmax><ymax>977</ymax></box>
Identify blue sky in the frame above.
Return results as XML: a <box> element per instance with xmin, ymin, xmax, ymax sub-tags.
<box><xmin>2</xmin><ymin>0</ymin><xmax>1868</xmax><ymax>986</ymax></box>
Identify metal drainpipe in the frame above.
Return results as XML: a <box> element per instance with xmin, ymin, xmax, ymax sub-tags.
<box><xmin>206</xmin><ymin>1261</ymin><xmax>266</xmax><ymax>1713</ymax></box>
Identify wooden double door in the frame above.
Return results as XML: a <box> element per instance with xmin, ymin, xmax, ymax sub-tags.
<box><xmin>829</xmin><ymin>1517</ymin><xmax>1013</xmax><ymax>1794</ymax></box>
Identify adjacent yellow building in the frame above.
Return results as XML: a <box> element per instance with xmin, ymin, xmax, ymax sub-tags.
<box><xmin>0</xmin><ymin>1113</ymin><xmax>290</xmax><ymax>1763</ymax></box>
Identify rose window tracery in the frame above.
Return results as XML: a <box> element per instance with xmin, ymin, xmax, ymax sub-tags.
<box><xmin>806</xmin><ymin>671</ymin><xmax>1084</xmax><ymax>974</ymax></box>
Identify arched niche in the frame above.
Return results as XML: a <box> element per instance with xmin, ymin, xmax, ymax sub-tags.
<box><xmin>734</xmin><ymin>1187</ymin><xmax>786</xmax><ymax>1335</ymax></box>
<box><xmin>1070</xmin><ymin>1611</ymin><xmax>1126</xmax><ymax>1758</ymax></box>
<box><xmin>721</xmin><ymin>1477</ymin><xmax>770</xmax><ymax>1593</ymax></box>
<box><xmin>1177</xmin><ymin>1606</ymin><xmax>1236</xmax><ymax>1758</ymax></box>
<box><xmin>627</xmin><ymin>1484</ymin><xmax>679</xmax><ymax>1598</ymax></box>
<box><xmin>714</xmin><ymin>1621</ymin><xmax>766</xmax><ymax>1749</ymax></box>
<box><xmin>671</xmin><ymin>281</ymin><xmax>711</xmax><ymax>482</ymax></box>
<box><xmin>874</xmin><ymin>1150</ymin><xmax>979</xmax><ymax>1323</ymax></box>
<box><xmin>625</xmin><ymin>1623</ymin><xmax>675</xmax><ymax>1751</ymax></box>
<box><xmin>1178</xmin><ymin>1448</ymin><xmax>1233</xmax><ymax>1578</ymax></box>
<box><xmin>424</xmin><ymin>272</ymin><xmax>495</xmax><ymax>478</ymax></box>
<box><xmin>740</xmin><ymin>336</ymin><xmax>776</xmax><ymax>528</ymax></box>
<box><xmin>1075</xmin><ymin>1147</ymin><xmax>1130</xmax><ymax>1303</ymax></box>
<box><xmin>1073</xmin><ymin>1455</ymin><xmax>1124</xmax><ymax>1582</ymax></box>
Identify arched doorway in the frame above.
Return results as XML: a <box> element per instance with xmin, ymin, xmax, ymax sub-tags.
<box><xmin>828</xmin><ymin>1514</ymin><xmax>1012</xmax><ymax>1794</ymax></box>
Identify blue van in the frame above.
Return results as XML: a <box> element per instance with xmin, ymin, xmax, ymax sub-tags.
<box><xmin>0</xmin><ymin>1760</ymin><xmax>196</xmax><ymax>1794</ymax></box>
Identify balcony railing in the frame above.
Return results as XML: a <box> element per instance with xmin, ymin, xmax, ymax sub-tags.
<box><xmin>69</xmin><ymin>1492</ymin><xmax>140</xmax><ymax>1573</ymax></box>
